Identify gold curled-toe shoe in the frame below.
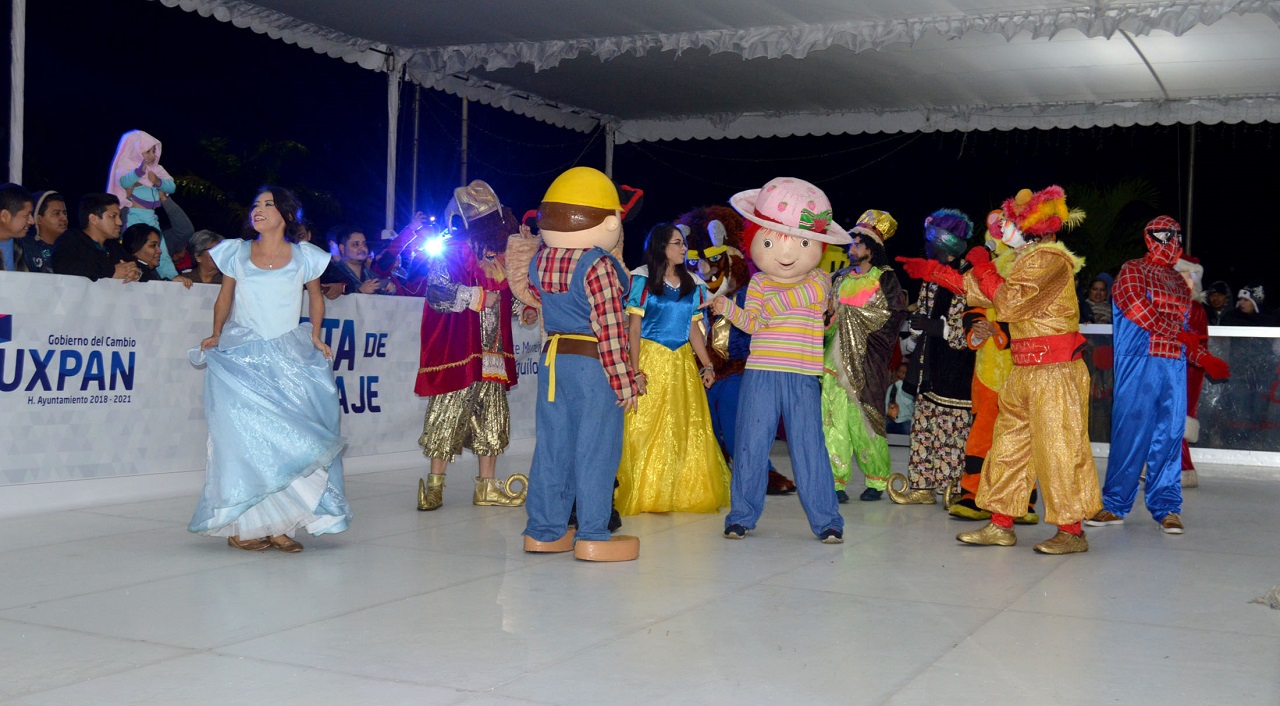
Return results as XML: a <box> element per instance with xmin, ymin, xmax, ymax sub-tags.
<box><xmin>956</xmin><ymin>522</ymin><xmax>1017</xmax><ymax>546</ymax></box>
<box><xmin>1033</xmin><ymin>530</ymin><xmax>1089</xmax><ymax>555</ymax></box>
<box><xmin>887</xmin><ymin>474</ymin><xmax>937</xmax><ymax>505</ymax></box>
<box><xmin>473</xmin><ymin>474</ymin><xmax>528</xmax><ymax>507</ymax></box>
<box><xmin>418</xmin><ymin>473</ymin><xmax>445</xmax><ymax>511</ymax></box>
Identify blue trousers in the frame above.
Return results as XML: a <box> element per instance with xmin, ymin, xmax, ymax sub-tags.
<box><xmin>707</xmin><ymin>372</ymin><xmax>775</xmax><ymax>473</ymax></box>
<box><xmin>524</xmin><ymin>355</ymin><xmax>624</xmax><ymax>542</ymax></box>
<box><xmin>725</xmin><ymin>369</ymin><xmax>843</xmax><ymax>536</ymax></box>
<box><xmin>1105</xmin><ymin>355</ymin><xmax>1186</xmax><ymax>521</ymax></box>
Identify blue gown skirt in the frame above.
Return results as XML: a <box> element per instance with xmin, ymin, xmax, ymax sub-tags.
<box><xmin>188</xmin><ymin>322</ymin><xmax>351</xmax><ymax>538</ymax></box>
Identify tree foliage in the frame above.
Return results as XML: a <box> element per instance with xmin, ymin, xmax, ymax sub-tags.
<box><xmin>175</xmin><ymin>137</ymin><xmax>341</xmax><ymax>238</ymax></box>
<box><xmin>1063</xmin><ymin>178</ymin><xmax>1160</xmax><ymax>281</ymax></box>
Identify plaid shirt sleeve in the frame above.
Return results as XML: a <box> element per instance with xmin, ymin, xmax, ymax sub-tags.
<box><xmin>585</xmin><ymin>257</ymin><xmax>638</xmax><ymax>400</ymax></box>
<box><xmin>535</xmin><ymin>248</ymin><xmax>577</xmax><ymax>293</ymax></box>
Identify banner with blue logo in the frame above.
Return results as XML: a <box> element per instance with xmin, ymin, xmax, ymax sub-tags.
<box><xmin>0</xmin><ymin>272</ymin><xmax>540</xmax><ymax>488</ymax></box>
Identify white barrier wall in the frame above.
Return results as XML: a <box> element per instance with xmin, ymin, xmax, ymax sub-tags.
<box><xmin>0</xmin><ymin>272</ymin><xmax>542</xmax><ymax>517</ymax></box>
<box><xmin>2</xmin><ymin>272</ymin><xmax>1276</xmax><ymax>518</ymax></box>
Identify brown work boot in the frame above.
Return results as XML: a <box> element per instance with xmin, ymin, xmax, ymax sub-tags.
<box><xmin>1084</xmin><ymin>509</ymin><xmax>1124</xmax><ymax>526</ymax></box>
<box><xmin>956</xmin><ymin>522</ymin><xmax>1016</xmax><ymax>546</ymax></box>
<box><xmin>1033</xmin><ymin>530</ymin><xmax>1089</xmax><ymax>555</ymax></box>
<box><xmin>1159</xmin><ymin>513</ymin><xmax>1185</xmax><ymax>534</ymax></box>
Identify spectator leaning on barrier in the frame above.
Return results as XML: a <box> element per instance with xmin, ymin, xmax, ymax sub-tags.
<box><xmin>0</xmin><ymin>183</ymin><xmax>34</xmax><ymax>272</ymax></box>
<box><xmin>321</xmin><ymin>225</ymin><xmax>395</xmax><ymax>295</ymax></box>
<box><xmin>182</xmin><ymin>229</ymin><xmax>225</xmax><ymax>285</ymax></box>
<box><xmin>122</xmin><ymin>223</ymin><xmax>192</xmax><ymax>287</ymax></box>
<box><xmin>885</xmin><ymin>361</ymin><xmax>914</xmax><ymax>435</ymax></box>
<box><xmin>21</xmin><ymin>190</ymin><xmax>68</xmax><ymax>273</ymax></box>
<box><xmin>1204</xmin><ymin>280</ymin><xmax>1233</xmax><ymax>325</ymax></box>
<box><xmin>51</xmin><ymin>193</ymin><xmax>140</xmax><ymax>282</ymax></box>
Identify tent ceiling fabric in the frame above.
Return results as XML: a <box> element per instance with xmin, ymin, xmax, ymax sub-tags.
<box><xmin>156</xmin><ymin>0</ymin><xmax>1280</xmax><ymax>141</ymax></box>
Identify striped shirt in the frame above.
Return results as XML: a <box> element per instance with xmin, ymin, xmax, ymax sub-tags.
<box><xmin>723</xmin><ymin>270</ymin><xmax>829</xmax><ymax>375</ymax></box>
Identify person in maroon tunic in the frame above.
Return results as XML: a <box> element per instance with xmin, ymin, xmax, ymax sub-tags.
<box><xmin>414</xmin><ymin>181</ymin><xmax>529</xmax><ymax>511</ymax></box>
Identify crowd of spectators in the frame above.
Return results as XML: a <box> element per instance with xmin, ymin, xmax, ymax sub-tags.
<box><xmin>0</xmin><ymin>183</ymin><xmax>451</xmax><ymax>302</ymax></box>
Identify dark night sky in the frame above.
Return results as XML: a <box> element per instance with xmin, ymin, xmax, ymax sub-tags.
<box><xmin>5</xmin><ymin>0</ymin><xmax>1277</xmax><ymax>299</ymax></box>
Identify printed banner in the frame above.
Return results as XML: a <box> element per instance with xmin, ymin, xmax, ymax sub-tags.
<box><xmin>0</xmin><ymin>272</ymin><xmax>540</xmax><ymax>487</ymax></box>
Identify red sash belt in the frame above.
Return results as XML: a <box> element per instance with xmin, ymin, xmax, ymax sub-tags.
<box><xmin>1010</xmin><ymin>332</ymin><xmax>1086</xmax><ymax>367</ymax></box>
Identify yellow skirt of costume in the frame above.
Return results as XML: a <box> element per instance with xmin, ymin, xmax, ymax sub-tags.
<box><xmin>616</xmin><ymin>340</ymin><xmax>730</xmax><ymax>515</ymax></box>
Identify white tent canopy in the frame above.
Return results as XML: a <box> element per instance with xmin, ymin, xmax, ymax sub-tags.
<box><xmin>156</xmin><ymin>0</ymin><xmax>1280</xmax><ymax>143</ymax></box>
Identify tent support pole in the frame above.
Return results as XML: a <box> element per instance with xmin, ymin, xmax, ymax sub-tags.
<box><xmin>605</xmin><ymin>125</ymin><xmax>615</xmax><ymax>179</ymax></box>
<box><xmin>410</xmin><ymin>84</ymin><xmax>420</xmax><ymax>216</ymax></box>
<box><xmin>9</xmin><ymin>0</ymin><xmax>25</xmax><ymax>183</ymax></box>
<box><xmin>1185</xmin><ymin>123</ymin><xmax>1196</xmax><ymax>254</ymax></box>
<box><xmin>460</xmin><ymin>98</ymin><xmax>469</xmax><ymax>186</ymax></box>
<box><xmin>385</xmin><ymin>58</ymin><xmax>402</xmax><ymax>235</ymax></box>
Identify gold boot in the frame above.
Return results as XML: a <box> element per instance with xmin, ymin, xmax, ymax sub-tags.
<box><xmin>887</xmin><ymin>474</ymin><xmax>937</xmax><ymax>505</ymax></box>
<box><xmin>473</xmin><ymin>474</ymin><xmax>529</xmax><ymax>507</ymax></box>
<box><xmin>956</xmin><ymin>522</ymin><xmax>1017</xmax><ymax>546</ymax></box>
<box><xmin>417</xmin><ymin>473</ymin><xmax>445</xmax><ymax>511</ymax></box>
<box><xmin>1033</xmin><ymin>530</ymin><xmax>1089</xmax><ymax>555</ymax></box>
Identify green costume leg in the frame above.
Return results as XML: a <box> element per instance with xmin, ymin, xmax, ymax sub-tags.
<box><xmin>821</xmin><ymin>371</ymin><xmax>854</xmax><ymax>491</ymax></box>
<box><xmin>849</xmin><ymin>410</ymin><xmax>891</xmax><ymax>491</ymax></box>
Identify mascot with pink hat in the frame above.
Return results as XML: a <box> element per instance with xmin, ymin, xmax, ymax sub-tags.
<box><xmin>709</xmin><ymin>178</ymin><xmax>849</xmax><ymax>544</ymax></box>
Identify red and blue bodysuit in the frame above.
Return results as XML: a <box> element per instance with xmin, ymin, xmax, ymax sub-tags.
<box><xmin>1103</xmin><ymin>217</ymin><xmax>1228</xmax><ymax>523</ymax></box>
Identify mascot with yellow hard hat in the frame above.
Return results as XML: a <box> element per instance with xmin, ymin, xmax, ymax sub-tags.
<box><xmin>514</xmin><ymin>166</ymin><xmax>643</xmax><ymax>562</ymax></box>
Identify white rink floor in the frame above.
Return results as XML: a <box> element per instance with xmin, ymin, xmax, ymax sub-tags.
<box><xmin>2</xmin><ymin>444</ymin><xmax>1278</xmax><ymax>705</ymax></box>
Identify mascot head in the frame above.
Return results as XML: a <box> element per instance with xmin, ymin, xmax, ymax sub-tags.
<box><xmin>678</xmin><ymin>205</ymin><xmax>748</xmax><ymax>294</ymax></box>
<box><xmin>729</xmin><ymin>177</ymin><xmax>849</xmax><ymax>284</ymax></box>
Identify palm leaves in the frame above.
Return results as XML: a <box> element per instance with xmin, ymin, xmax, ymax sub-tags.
<box><xmin>174</xmin><ymin>137</ymin><xmax>340</xmax><ymax>236</ymax></box>
<box><xmin>1064</xmin><ymin>178</ymin><xmax>1160</xmax><ymax>280</ymax></box>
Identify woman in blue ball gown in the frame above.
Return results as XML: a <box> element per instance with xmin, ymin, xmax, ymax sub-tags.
<box><xmin>188</xmin><ymin>186</ymin><xmax>351</xmax><ymax>552</ymax></box>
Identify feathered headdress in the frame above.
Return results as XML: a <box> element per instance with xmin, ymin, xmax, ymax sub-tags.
<box><xmin>1001</xmin><ymin>185</ymin><xmax>1085</xmax><ymax>236</ymax></box>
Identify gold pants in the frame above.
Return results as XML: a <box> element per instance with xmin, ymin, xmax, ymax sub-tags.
<box><xmin>419</xmin><ymin>381</ymin><xmax>509</xmax><ymax>461</ymax></box>
<box><xmin>976</xmin><ymin>360</ymin><xmax>1102</xmax><ymax>525</ymax></box>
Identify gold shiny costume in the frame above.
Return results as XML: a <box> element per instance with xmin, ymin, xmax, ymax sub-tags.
<box><xmin>418</xmin><ymin>380</ymin><xmax>510</xmax><ymax>460</ymax></box>
<box><xmin>968</xmin><ymin>242</ymin><xmax>1102</xmax><ymax>525</ymax></box>
<box><xmin>821</xmin><ymin>265</ymin><xmax>901</xmax><ymax>491</ymax></box>
<box><xmin>417</xmin><ymin>250</ymin><xmax>516</xmax><ymax>461</ymax></box>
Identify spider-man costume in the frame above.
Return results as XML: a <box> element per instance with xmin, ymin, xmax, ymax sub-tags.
<box><xmin>1099</xmin><ymin>216</ymin><xmax>1229</xmax><ymax>525</ymax></box>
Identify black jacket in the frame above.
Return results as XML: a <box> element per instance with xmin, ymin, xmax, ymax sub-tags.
<box><xmin>52</xmin><ymin>230</ymin><xmax>129</xmax><ymax>281</ymax></box>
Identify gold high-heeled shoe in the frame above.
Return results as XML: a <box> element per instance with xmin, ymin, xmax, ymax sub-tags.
<box><xmin>886</xmin><ymin>473</ymin><xmax>937</xmax><ymax>505</ymax></box>
<box><xmin>473</xmin><ymin>474</ymin><xmax>528</xmax><ymax>507</ymax></box>
<box><xmin>418</xmin><ymin>473</ymin><xmax>445</xmax><ymax>511</ymax></box>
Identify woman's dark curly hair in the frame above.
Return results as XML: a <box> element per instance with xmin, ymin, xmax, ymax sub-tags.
<box><xmin>248</xmin><ymin>185</ymin><xmax>306</xmax><ymax>242</ymax></box>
